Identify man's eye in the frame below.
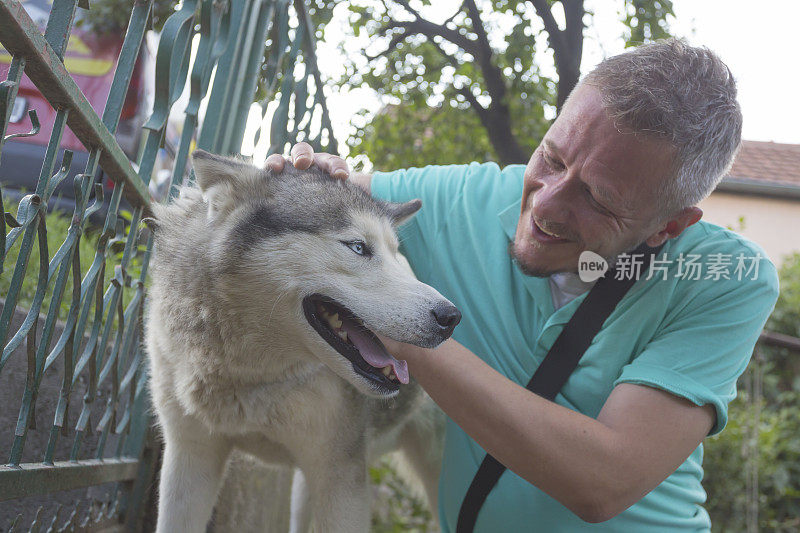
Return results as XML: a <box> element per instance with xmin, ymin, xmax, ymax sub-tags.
<box><xmin>585</xmin><ymin>188</ymin><xmax>611</xmax><ymax>215</ymax></box>
<box><xmin>588</xmin><ymin>195</ymin><xmax>606</xmax><ymax>212</ymax></box>
<box><xmin>542</xmin><ymin>151</ymin><xmax>564</xmax><ymax>170</ymax></box>
<box><xmin>343</xmin><ymin>240</ymin><xmax>371</xmax><ymax>257</ymax></box>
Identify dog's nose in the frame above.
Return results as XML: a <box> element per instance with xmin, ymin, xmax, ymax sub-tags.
<box><xmin>431</xmin><ymin>303</ymin><xmax>462</xmax><ymax>336</ymax></box>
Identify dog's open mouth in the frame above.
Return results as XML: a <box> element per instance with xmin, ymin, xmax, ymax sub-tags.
<box><xmin>302</xmin><ymin>294</ymin><xmax>408</xmax><ymax>392</ymax></box>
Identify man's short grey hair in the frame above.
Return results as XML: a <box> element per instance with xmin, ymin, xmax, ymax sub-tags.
<box><xmin>582</xmin><ymin>38</ymin><xmax>742</xmax><ymax>215</ymax></box>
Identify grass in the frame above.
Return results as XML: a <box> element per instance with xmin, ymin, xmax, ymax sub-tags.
<box><xmin>1</xmin><ymin>194</ymin><xmax>146</xmax><ymax>326</ymax></box>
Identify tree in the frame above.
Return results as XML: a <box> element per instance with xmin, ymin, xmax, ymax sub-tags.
<box><xmin>335</xmin><ymin>0</ymin><xmax>674</xmax><ymax>168</ymax></box>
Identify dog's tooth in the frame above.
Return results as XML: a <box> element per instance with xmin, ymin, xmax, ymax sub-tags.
<box><xmin>337</xmin><ymin>330</ymin><xmax>348</xmax><ymax>342</ymax></box>
<box><xmin>330</xmin><ymin>313</ymin><xmax>342</xmax><ymax>328</ymax></box>
<box><xmin>381</xmin><ymin>366</ymin><xmax>392</xmax><ymax>377</ymax></box>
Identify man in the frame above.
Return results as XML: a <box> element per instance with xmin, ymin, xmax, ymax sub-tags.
<box><xmin>267</xmin><ymin>39</ymin><xmax>778</xmax><ymax>531</ymax></box>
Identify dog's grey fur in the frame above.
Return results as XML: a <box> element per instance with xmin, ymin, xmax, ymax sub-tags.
<box><xmin>145</xmin><ymin>151</ymin><xmax>453</xmax><ymax>532</ymax></box>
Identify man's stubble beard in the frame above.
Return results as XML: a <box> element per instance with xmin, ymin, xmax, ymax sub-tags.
<box><xmin>507</xmin><ymin>240</ymin><xmax>571</xmax><ymax>278</ymax></box>
<box><xmin>507</xmin><ymin>236</ymin><xmax>647</xmax><ymax>279</ymax></box>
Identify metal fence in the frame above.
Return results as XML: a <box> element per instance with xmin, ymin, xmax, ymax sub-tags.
<box><xmin>0</xmin><ymin>0</ymin><xmax>335</xmax><ymax>529</ymax></box>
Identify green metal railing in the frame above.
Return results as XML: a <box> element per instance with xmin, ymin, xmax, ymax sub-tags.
<box><xmin>0</xmin><ymin>0</ymin><xmax>335</xmax><ymax>529</ymax></box>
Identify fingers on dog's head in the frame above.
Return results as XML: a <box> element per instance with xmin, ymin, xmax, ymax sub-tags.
<box><xmin>327</xmin><ymin>155</ymin><xmax>349</xmax><ymax>180</ymax></box>
<box><xmin>265</xmin><ymin>153</ymin><xmax>287</xmax><ymax>172</ymax></box>
<box><xmin>291</xmin><ymin>142</ymin><xmax>314</xmax><ymax>169</ymax></box>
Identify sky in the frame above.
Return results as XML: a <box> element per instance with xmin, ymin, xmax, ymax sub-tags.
<box><xmin>284</xmin><ymin>0</ymin><xmax>800</xmax><ymax>164</ymax></box>
<box><xmin>588</xmin><ymin>0</ymin><xmax>800</xmax><ymax>145</ymax></box>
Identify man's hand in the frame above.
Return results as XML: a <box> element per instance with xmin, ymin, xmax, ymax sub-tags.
<box><xmin>265</xmin><ymin>142</ymin><xmax>373</xmax><ymax>193</ymax></box>
<box><xmin>265</xmin><ymin>142</ymin><xmax>350</xmax><ymax>180</ymax></box>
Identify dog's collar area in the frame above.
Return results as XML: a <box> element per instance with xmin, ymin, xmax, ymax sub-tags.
<box><xmin>302</xmin><ymin>294</ymin><xmax>407</xmax><ymax>394</ymax></box>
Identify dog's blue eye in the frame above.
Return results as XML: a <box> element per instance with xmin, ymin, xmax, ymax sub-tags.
<box><xmin>343</xmin><ymin>240</ymin><xmax>371</xmax><ymax>257</ymax></box>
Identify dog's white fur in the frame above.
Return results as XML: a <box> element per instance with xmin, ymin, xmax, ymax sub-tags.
<box><xmin>145</xmin><ymin>152</ymin><xmax>453</xmax><ymax>532</ymax></box>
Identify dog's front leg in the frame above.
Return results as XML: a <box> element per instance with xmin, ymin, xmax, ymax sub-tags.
<box><xmin>298</xmin><ymin>447</ymin><xmax>370</xmax><ymax>532</ymax></box>
<box><xmin>290</xmin><ymin>468</ymin><xmax>312</xmax><ymax>533</ymax></box>
<box><xmin>156</xmin><ymin>427</ymin><xmax>231</xmax><ymax>533</ymax></box>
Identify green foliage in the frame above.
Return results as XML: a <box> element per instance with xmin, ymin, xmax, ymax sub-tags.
<box><xmin>326</xmin><ymin>0</ymin><xmax>672</xmax><ymax>170</ymax></box>
<box><xmin>370</xmin><ymin>457</ymin><xmax>436</xmax><ymax>532</ymax></box>
<box><xmin>76</xmin><ymin>0</ymin><xmax>178</xmax><ymax>35</ymax></box>
<box><xmin>337</xmin><ymin>0</ymin><xmax>558</xmax><ymax>168</ymax></box>
<box><xmin>704</xmin><ymin>392</ymin><xmax>800</xmax><ymax>532</ymax></box>
<box><xmin>305</xmin><ymin>0</ymin><xmax>337</xmax><ymax>40</ymax></box>
<box><xmin>703</xmin><ymin>253</ymin><xmax>800</xmax><ymax>531</ymax></box>
<box><xmin>347</xmin><ymin>62</ymin><xmax>552</xmax><ymax>169</ymax></box>
<box><xmin>761</xmin><ymin>252</ymin><xmax>800</xmax><ymax>400</ymax></box>
<box><xmin>768</xmin><ymin>252</ymin><xmax>800</xmax><ymax>339</ymax></box>
<box><xmin>348</xmin><ymin>103</ymin><xmax>495</xmax><ymax>168</ymax></box>
<box><xmin>621</xmin><ymin>0</ymin><xmax>675</xmax><ymax>47</ymax></box>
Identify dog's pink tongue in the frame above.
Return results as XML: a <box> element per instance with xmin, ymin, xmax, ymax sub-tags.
<box><xmin>341</xmin><ymin>322</ymin><xmax>409</xmax><ymax>384</ymax></box>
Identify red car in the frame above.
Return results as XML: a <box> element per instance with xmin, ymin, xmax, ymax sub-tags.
<box><xmin>0</xmin><ymin>0</ymin><xmax>150</xmax><ymax>219</ymax></box>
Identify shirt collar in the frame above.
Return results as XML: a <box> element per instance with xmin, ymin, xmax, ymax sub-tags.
<box><xmin>550</xmin><ymin>272</ymin><xmax>595</xmax><ymax>299</ymax></box>
<box><xmin>497</xmin><ymin>199</ymin><xmax>557</xmax><ymax>319</ymax></box>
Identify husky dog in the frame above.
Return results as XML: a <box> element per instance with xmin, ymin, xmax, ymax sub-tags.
<box><xmin>145</xmin><ymin>150</ymin><xmax>460</xmax><ymax>532</ymax></box>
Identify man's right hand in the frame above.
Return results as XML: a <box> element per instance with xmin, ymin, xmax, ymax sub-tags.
<box><xmin>265</xmin><ymin>142</ymin><xmax>350</xmax><ymax>180</ymax></box>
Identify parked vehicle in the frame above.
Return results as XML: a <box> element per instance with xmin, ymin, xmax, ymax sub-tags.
<box><xmin>0</xmin><ymin>0</ymin><xmax>152</xmax><ymax>222</ymax></box>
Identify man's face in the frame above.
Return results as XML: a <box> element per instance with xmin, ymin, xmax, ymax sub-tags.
<box><xmin>511</xmin><ymin>84</ymin><xmax>677</xmax><ymax>277</ymax></box>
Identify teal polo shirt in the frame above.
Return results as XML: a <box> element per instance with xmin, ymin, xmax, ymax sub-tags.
<box><xmin>371</xmin><ymin>162</ymin><xmax>779</xmax><ymax>532</ymax></box>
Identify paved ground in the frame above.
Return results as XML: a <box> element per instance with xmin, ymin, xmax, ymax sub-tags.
<box><xmin>0</xmin><ymin>302</ymin><xmax>122</xmax><ymax>530</ymax></box>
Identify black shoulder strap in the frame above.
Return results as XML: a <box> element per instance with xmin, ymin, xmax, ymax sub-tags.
<box><xmin>455</xmin><ymin>243</ymin><xmax>664</xmax><ymax>533</ymax></box>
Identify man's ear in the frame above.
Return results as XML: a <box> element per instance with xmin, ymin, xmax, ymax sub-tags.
<box><xmin>191</xmin><ymin>150</ymin><xmax>257</xmax><ymax>218</ymax></box>
<box><xmin>384</xmin><ymin>199</ymin><xmax>422</xmax><ymax>226</ymax></box>
<box><xmin>645</xmin><ymin>206</ymin><xmax>703</xmax><ymax>247</ymax></box>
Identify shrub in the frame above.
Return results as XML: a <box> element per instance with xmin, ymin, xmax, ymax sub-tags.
<box><xmin>704</xmin><ymin>253</ymin><xmax>800</xmax><ymax>531</ymax></box>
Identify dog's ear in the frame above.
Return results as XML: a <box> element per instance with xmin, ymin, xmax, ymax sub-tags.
<box><xmin>192</xmin><ymin>150</ymin><xmax>253</xmax><ymax>191</ymax></box>
<box><xmin>384</xmin><ymin>198</ymin><xmax>422</xmax><ymax>226</ymax></box>
<box><xmin>191</xmin><ymin>150</ymin><xmax>257</xmax><ymax>219</ymax></box>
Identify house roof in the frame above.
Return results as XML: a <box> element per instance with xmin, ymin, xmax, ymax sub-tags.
<box><xmin>718</xmin><ymin>140</ymin><xmax>800</xmax><ymax>199</ymax></box>
<box><xmin>726</xmin><ymin>140</ymin><xmax>800</xmax><ymax>186</ymax></box>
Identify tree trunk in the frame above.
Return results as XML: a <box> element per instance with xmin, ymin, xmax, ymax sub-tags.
<box><xmin>555</xmin><ymin>0</ymin><xmax>585</xmax><ymax>111</ymax></box>
<box><xmin>555</xmin><ymin>62</ymin><xmax>581</xmax><ymax>111</ymax></box>
<box><xmin>483</xmin><ymin>103</ymin><xmax>530</xmax><ymax>165</ymax></box>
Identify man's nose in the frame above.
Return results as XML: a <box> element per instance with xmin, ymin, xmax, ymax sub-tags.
<box><xmin>431</xmin><ymin>303</ymin><xmax>461</xmax><ymax>337</ymax></box>
<box><xmin>533</xmin><ymin>172</ymin><xmax>573</xmax><ymax>222</ymax></box>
